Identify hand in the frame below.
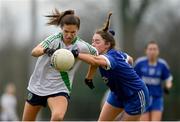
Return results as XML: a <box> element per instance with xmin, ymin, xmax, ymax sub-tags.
<box><xmin>44</xmin><ymin>48</ymin><xmax>56</xmax><ymax>56</ymax></box>
<box><xmin>164</xmin><ymin>87</ymin><xmax>170</xmax><ymax>95</ymax></box>
<box><xmin>84</xmin><ymin>78</ymin><xmax>95</xmax><ymax>89</ymax></box>
<box><xmin>71</xmin><ymin>49</ymin><xmax>79</xmax><ymax>58</ymax></box>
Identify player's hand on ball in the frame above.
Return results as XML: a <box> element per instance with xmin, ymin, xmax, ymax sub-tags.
<box><xmin>44</xmin><ymin>48</ymin><xmax>56</xmax><ymax>56</ymax></box>
<box><xmin>71</xmin><ymin>49</ymin><xmax>79</xmax><ymax>58</ymax></box>
<box><xmin>84</xmin><ymin>78</ymin><xmax>95</xmax><ymax>89</ymax></box>
<box><xmin>51</xmin><ymin>49</ymin><xmax>75</xmax><ymax>71</ymax></box>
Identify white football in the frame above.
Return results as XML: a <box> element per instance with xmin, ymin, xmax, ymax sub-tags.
<box><xmin>51</xmin><ymin>49</ymin><xmax>75</xmax><ymax>71</ymax></box>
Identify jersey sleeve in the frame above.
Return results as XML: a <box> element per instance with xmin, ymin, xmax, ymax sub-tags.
<box><xmin>87</xmin><ymin>44</ymin><xmax>98</xmax><ymax>55</ymax></box>
<box><xmin>77</xmin><ymin>40</ymin><xmax>98</xmax><ymax>55</ymax></box>
<box><xmin>121</xmin><ymin>52</ymin><xmax>131</xmax><ymax>64</ymax></box>
<box><xmin>121</xmin><ymin>52</ymin><xmax>127</xmax><ymax>60</ymax></box>
<box><xmin>161</xmin><ymin>61</ymin><xmax>173</xmax><ymax>82</ymax></box>
<box><xmin>40</xmin><ymin>33</ymin><xmax>61</xmax><ymax>49</ymax></box>
<box><xmin>100</xmin><ymin>54</ymin><xmax>117</xmax><ymax>70</ymax></box>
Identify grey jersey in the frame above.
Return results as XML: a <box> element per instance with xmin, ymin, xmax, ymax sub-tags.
<box><xmin>28</xmin><ymin>32</ymin><xmax>97</xmax><ymax>96</ymax></box>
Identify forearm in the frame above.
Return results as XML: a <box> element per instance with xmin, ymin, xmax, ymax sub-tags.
<box><xmin>78</xmin><ymin>53</ymin><xmax>99</xmax><ymax>66</ymax></box>
<box><xmin>165</xmin><ymin>80</ymin><xmax>173</xmax><ymax>89</ymax></box>
<box><xmin>31</xmin><ymin>44</ymin><xmax>45</xmax><ymax>57</ymax></box>
<box><xmin>86</xmin><ymin>65</ymin><xmax>98</xmax><ymax>79</ymax></box>
<box><xmin>72</xmin><ymin>50</ymin><xmax>107</xmax><ymax>67</ymax></box>
<box><xmin>84</xmin><ymin>65</ymin><xmax>97</xmax><ymax>89</ymax></box>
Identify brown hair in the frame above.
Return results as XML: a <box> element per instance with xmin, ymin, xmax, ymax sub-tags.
<box><xmin>145</xmin><ymin>40</ymin><xmax>159</xmax><ymax>49</ymax></box>
<box><xmin>96</xmin><ymin>12</ymin><xmax>115</xmax><ymax>49</ymax></box>
<box><xmin>45</xmin><ymin>8</ymin><xmax>80</xmax><ymax>29</ymax></box>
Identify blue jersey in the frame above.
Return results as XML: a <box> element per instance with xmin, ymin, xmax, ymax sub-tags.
<box><xmin>99</xmin><ymin>49</ymin><xmax>147</xmax><ymax>99</ymax></box>
<box><xmin>134</xmin><ymin>57</ymin><xmax>173</xmax><ymax>97</ymax></box>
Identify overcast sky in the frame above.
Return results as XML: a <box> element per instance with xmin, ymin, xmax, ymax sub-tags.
<box><xmin>0</xmin><ymin>0</ymin><xmax>180</xmax><ymax>49</ymax></box>
<box><xmin>0</xmin><ymin>0</ymin><xmax>113</xmax><ymax>48</ymax></box>
<box><xmin>134</xmin><ymin>0</ymin><xmax>180</xmax><ymax>48</ymax></box>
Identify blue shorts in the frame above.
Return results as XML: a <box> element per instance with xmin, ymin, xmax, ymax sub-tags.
<box><xmin>107</xmin><ymin>89</ymin><xmax>149</xmax><ymax>115</ymax></box>
<box><xmin>26</xmin><ymin>91</ymin><xmax>70</xmax><ymax>107</ymax></box>
<box><xmin>146</xmin><ymin>96</ymin><xmax>163</xmax><ymax>112</ymax></box>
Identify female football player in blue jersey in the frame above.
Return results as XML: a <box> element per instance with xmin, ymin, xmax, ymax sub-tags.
<box><xmin>71</xmin><ymin>13</ymin><xmax>149</xmax><ymax>121</ymax></box>
<box><xmin>134</xmin><ymin>41</ymin><xmax>173</xmax><ymax>121</ymax></box>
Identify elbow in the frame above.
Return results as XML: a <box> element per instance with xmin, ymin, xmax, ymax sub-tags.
<box><xmin>31</xmin><ymin>51</ymin><xmax>38</xmax><ymax>57</ymax></box>
<box><xmin>31</xmin><ymin>50</ymin><xmax>41</xmax><ymax>57</ymax></box>
<box><xmin>31</xmin><ymin>44</ymin><xmax>44</xmax><ymax>57</ymax></box>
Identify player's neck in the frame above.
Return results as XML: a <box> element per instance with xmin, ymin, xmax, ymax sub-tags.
<box><xmin>63</xmin><ymin>40</ymin><xmax>72</xmax><ymax>46</ymax></box>
<box><xmin>149</xmin><ymin>59</ymin><xmax>157</xmax><ymax>65</ymax></box>
<box><xmin>63</xmin><ymin>37</ymin><xmax>77</xmax><ymax>46</ymax></box>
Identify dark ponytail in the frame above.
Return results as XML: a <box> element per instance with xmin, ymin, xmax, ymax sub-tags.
<box><xmin>101</xmin><ymin>12</ymin><xmax>112</xmax><ymax>32</ymax></box>
<box><xmin>96</xmin><ymin>12</ymin><xmax>115</xmax><ymax>49</ymax></box>
<box><xmin>45</xmin><ymin>8</ymin><xmax>80</xmax><ymax>29</ymax></box>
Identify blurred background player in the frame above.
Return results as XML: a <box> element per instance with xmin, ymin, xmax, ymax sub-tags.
<box><xmin>0</xmin><ymin>83</ymin><xmax>19</xmax><ymax>121</ymax></box>
<box><xmin>134</xmin><ymin>41</ymin><xmax>173</xmax><ymax>121</ymax></box>
<box><xmin>22</xmin><ymin>8</ymin><xmax>97</xmax><ymax>121</ymax></box>
<box><xmin>71</xmin><ymin>12</ymin><xmax>149</xmax><ymax>121</ymax></box>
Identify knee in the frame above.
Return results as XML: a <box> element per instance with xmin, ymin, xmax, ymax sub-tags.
<box><xmin>51</xmin><ymin>112</ymin><xmax>64</xmax><ymax>121</ymax></box>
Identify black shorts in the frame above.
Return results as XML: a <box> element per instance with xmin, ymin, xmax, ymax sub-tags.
<box><xmin>26</xmin><ymin>91</ymin><xmax>70</xmax><ymax>107</ymax></box>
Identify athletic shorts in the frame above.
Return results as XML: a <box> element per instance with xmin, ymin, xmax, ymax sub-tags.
<box><xmin>146</xmin><ymin>96</ymin><xmax>163</xmax><ymax>112</ymax></box>
<box><xmin>107</xmin><ymin>89</ymin><xmax>149</xmax><ymax>115</ymax></box>
<box><xmin>26</xmin><ymin>91</ymin><xmax>70</xmax><ymax>107</ymax></box>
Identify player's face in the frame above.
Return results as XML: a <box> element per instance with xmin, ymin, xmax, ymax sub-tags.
<box><xmin>92</xmin><ymin>34</ymin><xmax>110</xmax><ymax>54</ymax></box>
<box><xmin>146</xmin><ymin>43</ymin><xmax>159</xmax><ymax>61</ymax></box>
<box><xmin>62</xmin><ymin>24</ymin><xmax>78</xmax><ymax>44</ymax></box>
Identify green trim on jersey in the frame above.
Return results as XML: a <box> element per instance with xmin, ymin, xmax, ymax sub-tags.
<box><xmin>42</xmin><ymin>32</ymin><xmax>80</xmax><ymax>49</ymax></box>
<box><xmin>46</xmin><ymin>33</ymin><xmax>61</xmax><ymax>44</ymax></box>
<box><xmin>72</xmin><ymin>36</ymin><xmax>78</xmax><ymax>44</ymax></box>
<box><xmin>41</xmin><ymin>41</ymin><xmax>49</xmax><ymax>49</ymax></box>
<box><xmin>41</xmin><ymin>33</ymin><xmax>62</xmax><ymax>48</ymax></box>
<box><xmin>60</xmin><ymin>71</ymin><xmax>72</xmax><ymax>92</ymax></box>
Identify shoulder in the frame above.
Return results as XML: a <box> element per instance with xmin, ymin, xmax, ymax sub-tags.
<box><xmin>119</xmin><ymin>51</ymin><xmax>129</xmax><ymax>58</ymax></box>
<box><xmin>134</xmin><ymin>56</ymin><xmax>147</xmax><ymax>65</ymax></box>
<box><xmin>105</xmin><ymin>50</ymin><xmax>124</xmax><ymax>62</ymax></box>
<box><xmin>45</xmin><ymin>32</ymin><xmax>62</xmax><ymax>43</ymax></box>
<box><xmin>158</xmin><ymin>58</ymin><xmax>170</xmax><ymax>68</ymax></box>
<box><xmin>107</xmin><ymin>49</ymin><xmax>118</xmax><ymax>55</ymax></box>
<box><xmin>106</xmin><ymin>50</ymin><xmax>126</xmax><ymax>60</ymax></box>
<box><xmin>40</xmin><ymin>32</ymin><xmax>62</xmax><ymax>48</ymax></box>
<box><xmin>76</xmin><ymin>38</ymin><xmax>97</xmax><ymax>54</ymax></box>
<box><xmin>76</xmin><ymin>37</ymin><xmax>90</xmax><ymax>46</ymax></box>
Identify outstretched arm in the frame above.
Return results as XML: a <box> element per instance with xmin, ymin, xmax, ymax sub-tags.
<box><xmin>78</xmin><ymin>53</ymin><xmax>108</xmax><ymax>67</ymax></box>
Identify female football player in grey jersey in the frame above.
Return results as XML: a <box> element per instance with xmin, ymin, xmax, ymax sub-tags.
<box><xmin>22</xmin><ymin>9</ymin><xmax>97</xmax><ymax>121</ymax></box>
